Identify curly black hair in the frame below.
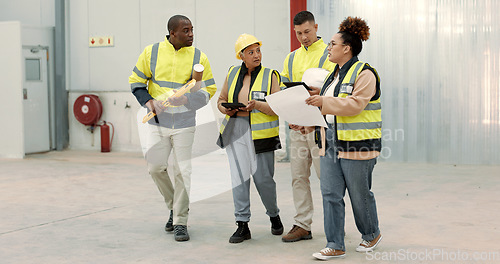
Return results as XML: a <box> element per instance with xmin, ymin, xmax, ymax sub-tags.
<box><xmin>338</xmin><ymin>16</ymin><xmax>370</xmax><ymax>56</ymax></box>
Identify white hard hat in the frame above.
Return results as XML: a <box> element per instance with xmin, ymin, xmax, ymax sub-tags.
<box><xmin>302</xmin><ymin>68</ymin><xmax>330</xmax><ymax>88</ymax></box>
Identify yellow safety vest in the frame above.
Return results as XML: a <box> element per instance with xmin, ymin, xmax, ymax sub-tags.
<box><xmin>336</xmin><ymin>61</ymin><xmax>382</xmax><ymax>144</ymax></box>
<box><xmin>219</xmin><ymin>66</ymin><xmax>279</xmax><ymax>141</ymax></box>
<box><xmin>281</xmin><ymin>38</ymin><xmax>336</xmax><ymax>84</ymax></box>
<box><xmin>129</xmin><ymin>36</ymin><xmax>216</xmax><ymax>112</ymax></box>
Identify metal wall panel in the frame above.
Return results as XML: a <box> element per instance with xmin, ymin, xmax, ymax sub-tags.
<box><xmin>309</xmin><ymin>0</ymin><xmax>500</xmax><ymax>164</ymax></box>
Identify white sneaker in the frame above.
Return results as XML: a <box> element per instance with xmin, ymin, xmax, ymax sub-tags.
<box><xmin>356</xmin><ymin>234</ymin><xmax>382</xmax><ymax>252</ymax></box>
<box><xmin>312</xmin><ymin>248</ymin><xmax>346</xmax><ymax>260</ymax></box>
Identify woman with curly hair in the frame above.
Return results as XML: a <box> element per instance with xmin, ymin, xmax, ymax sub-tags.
<box><xmin>306</xmin><ymin>16</ymin><xmax>382</xmax><ymax>260</ymax></box>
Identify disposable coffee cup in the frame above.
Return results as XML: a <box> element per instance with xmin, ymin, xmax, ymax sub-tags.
<box><xmin>193</xmin><ymin>64</ymin><xmax>204</xmax><ymax>81</ymax></box>
<box><xmin>191</xmin><ymin>64</ymin><xmax>204</xmax><ymax>92</ymax></box>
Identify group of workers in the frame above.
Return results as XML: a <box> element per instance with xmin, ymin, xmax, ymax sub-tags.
<box><xmin>129</xmin><ymin>11</ymin><xmax>382</xmax><ymax>260</ymax></box>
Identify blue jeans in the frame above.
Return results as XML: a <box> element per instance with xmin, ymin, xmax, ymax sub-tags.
<box><xmin>320</xmin><ymin>126</ymin><xmax>380</xmax><ymax>251</ymax></box>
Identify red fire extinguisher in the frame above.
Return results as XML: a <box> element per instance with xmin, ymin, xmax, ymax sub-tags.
<box><xmin>100</xmin><ymin>121</ymin><xmax>114</xmax><ymax>152</ymax></box>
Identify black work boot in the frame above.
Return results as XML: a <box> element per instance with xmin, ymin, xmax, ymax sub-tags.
<box><xmin>173</xmin><ymin>225</ymin><xmax>190</xmax><ymax>242</ymax></box>
<box><xmin>165</xmin><ymin>210</ymin><xmax>173</xmax><ymax>232</ymax></box>
<box><xmin>270</xmin><ymin>215</ymin><xmax>284</xmax><ymax>235</ymax></box>
<box><xmin>229</xmin><ymin>221</ymin><xmax>251</xmax><ymax>243</ymax></box>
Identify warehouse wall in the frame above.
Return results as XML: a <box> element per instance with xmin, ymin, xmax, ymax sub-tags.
<box><xmin>0</xmin><ymin>0</ymin><xmax>55</xmax><ymax>27</ymax></box>
<box><xmin>3</xmin><ymin>0</ymin><xmax>500</xmax><ymax>164</ymax></box>
<box><xmin>66</xmin><ymin>0</ymin><xmax>290</xmax><ymax>151</ymax></box>
<box><xmin>0</xmin><ymin>21</ymin><xmax>24</xmax><ymax>158</ymax></box>
<box><xmin>309</xmin><ymin>0</ymin><xmax>500</xmax><ymax>164</ymax></box>
<box><xmin>0</xmin><ymin>0</ymin><xmax>56</xmax><ymax>158</ymax></box>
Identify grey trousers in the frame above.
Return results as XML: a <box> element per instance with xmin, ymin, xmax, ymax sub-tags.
<box><xmin>225</xmin><ymin>116</ymin><xmax>280</xmax><ymax>222</ymax></box>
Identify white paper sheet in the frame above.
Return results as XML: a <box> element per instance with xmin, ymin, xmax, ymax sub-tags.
<box><xmin>266</xmin><ymin>85</ymin><xmax>327</xmax><ymax>127</ymax></box>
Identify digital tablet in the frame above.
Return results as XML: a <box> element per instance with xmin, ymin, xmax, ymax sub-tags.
<box><xmin>283</xmin><ymin>81</ymin><xmax>312</xmax><ymax>91</ymax></box>
<box><xmin>221</xmin><ymin>102</ymin><xmax>246</xmax><ymax>109</ymax></box>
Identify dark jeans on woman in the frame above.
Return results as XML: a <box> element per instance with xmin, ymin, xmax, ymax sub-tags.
<box><xmin>320</xmin><ymin>124</ymin><xmax>380</xmax><ymax>251</ymax></box>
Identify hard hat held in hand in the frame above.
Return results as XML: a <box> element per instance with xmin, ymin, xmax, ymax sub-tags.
<box><xmin>235</xmin><ymin>34</ymin><xmax>262</xmax><ymax>60</ymax></box>
<box><xmin>302</xmin><ymin>68</ymin><xmax>330</xmax><ymax>88</ymax></box>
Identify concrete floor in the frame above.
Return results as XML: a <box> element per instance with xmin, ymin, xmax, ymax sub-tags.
<box><xmin>1</xmin><ymin>149</ymin><xmax>499</xmax><ymax>264</ymax></box>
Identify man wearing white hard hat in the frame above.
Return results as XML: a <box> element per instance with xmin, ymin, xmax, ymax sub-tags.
<box><xmin>217</xmin><ymin>33</ymin><xmax>283</xmax><ymax>244</ymax></box>
<box><xmin>280</xmin><ymin>11</ymin><xmax>336</xmax><ymax>243</ymax></box>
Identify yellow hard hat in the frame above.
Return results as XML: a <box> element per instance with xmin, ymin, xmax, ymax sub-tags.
<box><xmin>235</xmin><ymin>34</ymin><xmax>262</xmax><ymax>60</ymax></box>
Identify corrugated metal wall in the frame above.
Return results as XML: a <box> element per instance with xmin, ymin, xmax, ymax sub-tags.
<box><xmin>309</xmin><ymin>0</ymin><xmax>500</xmax><ymax>164</ymax></box>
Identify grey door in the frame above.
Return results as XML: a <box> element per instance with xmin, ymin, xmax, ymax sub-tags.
<box><xmin>23</xmin><ymin>48</ymin><xmax>50</xmax><ymax>154</ymax></box>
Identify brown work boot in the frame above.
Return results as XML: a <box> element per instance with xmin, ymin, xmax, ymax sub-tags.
<box><xmin>282</xmin><ymin>225</ymin><xmax>312</xmax><ymax>242</ymax></box>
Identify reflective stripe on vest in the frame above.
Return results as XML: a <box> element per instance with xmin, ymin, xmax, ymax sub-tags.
<box><xmin>219</xmin><ymin>115</ymin><xmax>230</xmax><ymax>134</ymax></box>
<box><xmin>286</xmin><ymin>47</ymin><xmax>329</xmax><ymax>82</ymax></box>
<box><xmin>336</xmin><ymin>61</ymin><xmax>382</xmax><ymax>141</ymax></box>
<box><xmin>150</xmin><ymin>44</ymin><xmax>201</xmax><ymax>87</ymax></box>
<box><xmin>219</xmin><ymin>66</ymin><xmax>241</xmax><ymax>135</ymax></box>
<box><xmin>133</xmin><ymin>66</ymin><xmax>149</xmax><ymax>80</ymax></box>
<box><xmin>150</xmin><ymin>43</ymin><xmax>159</xmax><ymax>83</ymax></box>
<box><xmin>287</xmin><ymin>51</ymin><xmax>296</xmax><ymax>82</ymax></box>
<box><xmin>317</xmin><ymin>47</ymin><xmax>329</xmax><ymax>68</ymax></box>
<box><xmin>220</xmin><ymin>66</ymin><xmax>279</xmax><ymax>140</ymax></box>
<box><xmin>149</xmin><ymin>45</ymin><xmax>213</xmax><ymax>113</ymax></box>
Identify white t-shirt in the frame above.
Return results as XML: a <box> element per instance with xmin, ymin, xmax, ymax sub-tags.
<box><xmin>323</xmin><ymin>70</ymin><xmax>340</xmax><ymax>124</ymax></box>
